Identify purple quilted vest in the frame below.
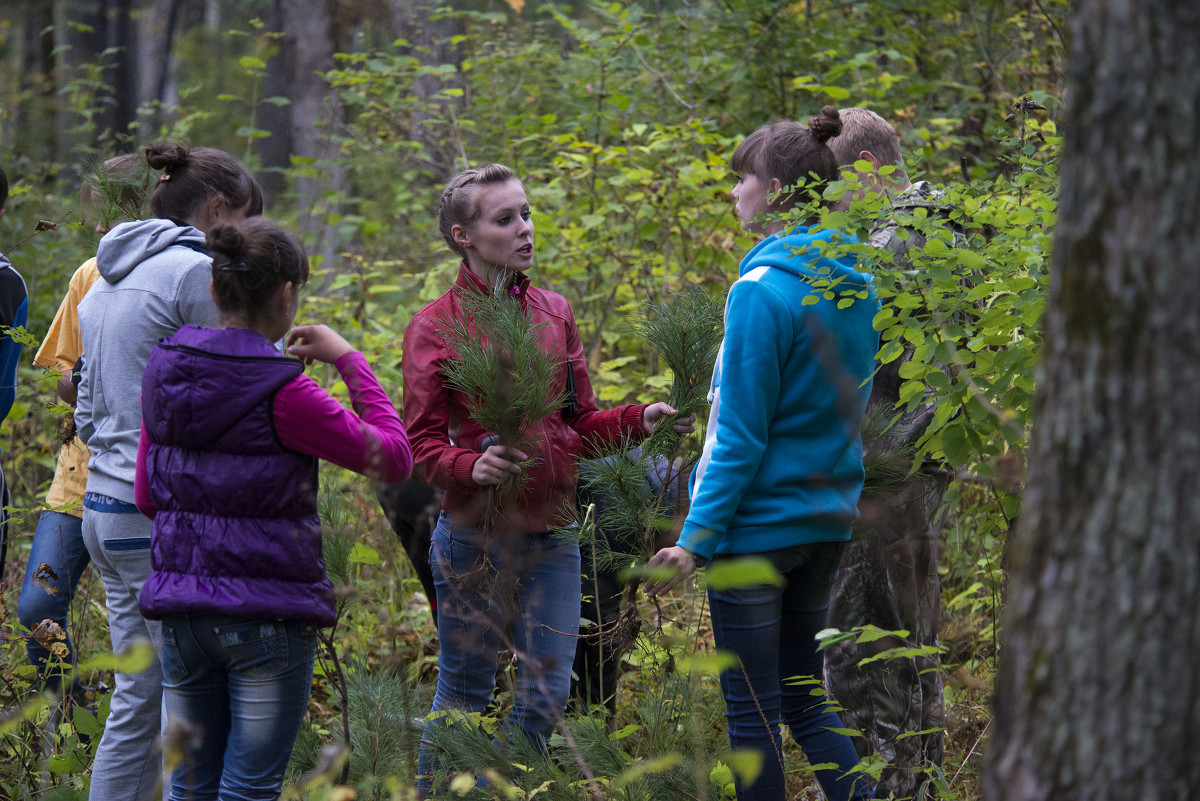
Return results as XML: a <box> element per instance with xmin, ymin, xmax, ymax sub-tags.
<box><xmin>138</xmin><ymin>325</ymin><xmax>334</xmax><ymax>626</ymax></box>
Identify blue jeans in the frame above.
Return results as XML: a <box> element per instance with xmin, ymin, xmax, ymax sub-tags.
<box><xmin>17</xmin><ymin>511</ymin><xmax>91</xmax><ymax>692</ymax></box>
<box><xmin>160</xmin><ymin>614</ymin><xmax>316</xmax><ymax>801</ymax></box>
<box><xmin>708</xmin><ymin>542</ymin><xmax>871</xmax><ymax>801</ymax></box>
<box><xmin>418</xmin><ymin>512</ymin><xmax>580</xmax><ymax>791</ymax></box>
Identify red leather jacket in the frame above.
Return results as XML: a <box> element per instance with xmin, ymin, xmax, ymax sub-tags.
<box><xmin>401</xmin><ymin>264</ymin><xmax>647</xmax><ymax>531</ymax></box>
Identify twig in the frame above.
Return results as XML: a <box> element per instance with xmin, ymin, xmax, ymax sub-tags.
<box><xmin>317</xmin><ymin>629</ymin><xmax>353</xmax><ymax>786</ymax></box>
<box><xmin>0</xmin><ymin>211</ymin><xmax>73</xmax><ymax>261</ymax></box>
<box><xmin>950</xmin><ymin>718</ymin><xmax>990</xmax><ymax>789</ymax></box>
<box><xmin>740</xmin><ymin>658</ymin><xmax>785</xmax><ymax>778</ymax></box>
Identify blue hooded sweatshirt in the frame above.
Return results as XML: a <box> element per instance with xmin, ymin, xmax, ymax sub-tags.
<box><xmin>676</xmin><ymin>226</ymin><xmax>879</xmax><ymax>561</ymax></box>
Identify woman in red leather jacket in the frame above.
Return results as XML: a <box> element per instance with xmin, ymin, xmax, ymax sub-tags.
<box><xmin>403</xmin><ymin>163</ymin><xmax>689</xmax><ymax>791</ymax></box>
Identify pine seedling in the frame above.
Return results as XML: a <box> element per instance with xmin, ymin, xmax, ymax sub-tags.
<box><xmin>437</xmin><ymin>287</ymin><xmax>567</xmax><ymax>517</ymax></box>
<box><xmin>80</xmin><ymin>154</ymin><xmax>153</xmax><ymax>228</ymax></box>
<box><xmin>569</xmin><ymin>285</ymin><xmax>723</xmax><ymax>670</ymax></box>
<box><xmin>632</xmin><ymin>282</ymin><xmax>724</xmax><ymax>460</ymax></box>
<box><xmin>860</xmin><ymin>402</ymin><xmax>922</xmax><ymax>498</ymax></box>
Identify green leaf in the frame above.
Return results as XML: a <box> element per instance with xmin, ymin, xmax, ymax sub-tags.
<box><xmin>676</xmin><ymin>650</ymin><xmax>739</xmax><ymax>676</ymax></box>
<box><xmin>348</xmin><ymin>543</ymin><xmax>381</xmax><ymax>566</ymax></box>
<box><xmin>80</xmin><ymin>641</ymin><xmax>155</xmax><ymax>674</ymax></box>
<box><xmin>610</xmin><ymin>723</ymin><xmax>641</xmax><ymax>740</ymax></box>
<box><xmin>728</xmin><ymin>749</ymin><xmax>764</xmax><ymax>787</ymax></box>
<box><xmin>706</xmin><ymin>557</ymin><xmax>783</xmax><ymax>591</ymax></box>
<box><xmin>238</xmin><ymin>56</ymin><xmax>266</xmax><ymax>70</ymax></box>
<box><xmin>614</xmin><ymin>753</ymin><xmax>682</xmax><ymax>790</ymax></box>
<box><xmin>72</xmin><ymin>704</ymin><xmax>102</xmax><ymax>736</ymax></box>
<box><xmin>940</xmin><ymin>422</ymin><xmax>971</xmax><ymax>467</ymax></box>
<box><xmin>48</xmin><ymin>753</ymin><xmax>87</xmax><ymax>774</ymax></box>
<box><xmin>710</xmin><ymin>760</ymin><xmax>734</xmax><ymax>789</ymax></box>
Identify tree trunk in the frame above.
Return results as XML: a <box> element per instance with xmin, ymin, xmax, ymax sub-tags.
<box><xmin>390</xmin><ymin>0</ymin><xmax>465</xmax><ymax>179</ymax></box>
<box><xmin>983</xmin><ymin>2</ymin><xmax>1200</xmax><ymax>800</ymax></box>
<box><xmin>280</xmin><ymin>0</ymin><xmax>347</xmax><ymax>276</ymax></box>
<box><xmin>256</xmin><ymin>0</ymin><xmax>291</xmax><ymax>206</ymax></box>
<box><xmin>101</xmin><ymin>0</ymin><xmax>138</xmax><ymax>141</ymax></box>
<box><xmin>137</xmin><ymin>0</ymin><xmax>182</xmax><ymax>135</ymax></box>
<box><xmin>11</xmin><ymin>1</ymin><xmax>56</xmax><ymax>161</ymax></box>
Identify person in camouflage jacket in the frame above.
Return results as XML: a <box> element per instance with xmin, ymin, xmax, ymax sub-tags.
<box><xmin>824</xmin><ymin>108</ymin><xmax>966</xmax><ymax>799</ymax></box>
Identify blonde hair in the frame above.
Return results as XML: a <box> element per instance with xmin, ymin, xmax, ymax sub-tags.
<box><xmin>828</xmin><ymin>108</ymin><xmax>903</xmax><ymax>168</ymax></box>
<box><xmin>438</xmin><ymin>164</ymin><xmax>520</xmax><ymax>259</ymax></box>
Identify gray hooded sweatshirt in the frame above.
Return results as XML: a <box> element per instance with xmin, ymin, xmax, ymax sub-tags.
<box><xmin>75</xmin><ymin>219</ymin><xmax>220</xmax><ymax>502</ymax></box>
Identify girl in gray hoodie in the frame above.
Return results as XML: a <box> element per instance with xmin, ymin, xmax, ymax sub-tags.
<box><xmin>75</xmin><ymin>142</ymin><xmax>262</xmax><ymax>801</ymax></box>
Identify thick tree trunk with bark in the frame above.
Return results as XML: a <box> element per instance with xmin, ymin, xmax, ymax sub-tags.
<box><xmin>280</xmin><ymin>0</ymin><xmax>347</xmax><ymax>276</ymax></box>
<box><xmin>983</xmin><ymin>2</ymin><xmax>1200</xmax><ymax>800</ymax></box>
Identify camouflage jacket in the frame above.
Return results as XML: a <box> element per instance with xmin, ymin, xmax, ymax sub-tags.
<box><xmin>863</xmin><ymin>181</ymin><xmax>967</xmax><ymax>466</ymax></box>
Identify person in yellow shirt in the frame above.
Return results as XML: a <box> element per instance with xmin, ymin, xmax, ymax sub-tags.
<box><xmin>17</xmin><ymin>155</ymin><xmax>147</xmax><ymax>697</ymax></box>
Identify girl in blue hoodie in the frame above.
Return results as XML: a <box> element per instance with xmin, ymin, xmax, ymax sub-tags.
<box><xmin>645</xmin><ymin>107</ymin><xmax>878</xmax><ymax>801</ymax></box>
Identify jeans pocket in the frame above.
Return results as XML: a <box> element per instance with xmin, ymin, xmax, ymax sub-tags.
<box><xmin>102</xmin><ymin>537</ymin><xmax>151</xmax><ymax>552</ymax></box>
<box><xmin>160</xmin><ymin>623</ymin><xmax>191</xmax><ymax>686</ymax></box>
<box><xmin>822</xmin><ymin>542</ymin><xmax>847</xmax><ymax>585</ymax></box>
<box><xmin>215</xmin><ymin>620</ymin><xmax>290</xmax><ymax>679</ymax></box>
<box><xmin>434</xmin><ymin>516</ymin><xmax>485</xmax><ymax>577</ymax></box>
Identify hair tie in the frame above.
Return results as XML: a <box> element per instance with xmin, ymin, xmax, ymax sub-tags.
<box><xmin>214</xmin><ymin>260</ymin><xmax>252</xmax><ymax>273</ymax></box>
<box><xmin>158</xmin><ymin>173</ymin><xmax>171</xmax><ymax>183</ymax></box>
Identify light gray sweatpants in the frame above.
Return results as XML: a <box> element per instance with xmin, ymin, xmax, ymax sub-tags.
<box><xmin>82</xmin><ymin>502</ymin><xmax>164</xmax><ymax>801</ymax></box>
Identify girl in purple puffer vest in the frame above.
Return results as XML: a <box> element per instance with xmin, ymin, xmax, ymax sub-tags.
<box><xmin>135</xmin><ymin>218</ymin><xmax>412</xmax><ymax>800</ymax></box>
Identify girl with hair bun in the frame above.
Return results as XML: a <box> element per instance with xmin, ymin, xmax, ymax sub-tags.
<box><xmin>135</xmin><ymin>218</ymin><xmax>412</xmax><ymax>800</ymax></box>
<box><xmin>76</xmin><ymin>142</ymin><xmax>264</xmax><ymax>800</ymax></box>
<box><xmin>645</xmin><ymin>107</ymin><xmax>878</xmax><ymax>801</ymax></box>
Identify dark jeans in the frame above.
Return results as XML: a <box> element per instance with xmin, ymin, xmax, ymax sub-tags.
<box><xmin>161</xmin><ymin>614</ymin><xmax>316</xmax><ymax>801</ymax></box>
<box><xmin>708</xmin><ymin>542</ymin><xmax>871</xmax><ymax>801</ymax></box>
<box><xmin>18</xmin><ymin>511</ymin><xmax>91</xmax><ymax>692</ymax></box>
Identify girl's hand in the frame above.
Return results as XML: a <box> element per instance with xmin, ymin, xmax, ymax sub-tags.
<box><xmin>471</xmin><ymin>445</ymin><xmax>529</xmax><ymax>486</ymax></box>
<box><xmin>642</xmin><ymin>402</ymin><xmax>697</xmax><ymax>435</ymax></box>
<box><xmin>643</xmin><ymin>545</ymin><xmax>698</xmax><ymax>596</ymax></box>
<box><xmin>287</xmin><ymin>325</ymin><xmax>356</xmax><ymax>366</ymax></box>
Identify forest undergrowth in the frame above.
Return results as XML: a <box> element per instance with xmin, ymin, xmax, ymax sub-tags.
<box><xmin>0</xmin><ymin>470</ymin><xmax>1003</xmax><ymax>800</ymax></box>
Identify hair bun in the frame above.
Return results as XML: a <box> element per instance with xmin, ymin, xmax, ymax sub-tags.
<box><xmin>143</xmin><ymin>142</ymin><xmax>189</xmax><ymax>173</ymax></box>
<box><xmin>808</xmin><ymin>105</ymin><xmax>843</xmax><ymax>144</ymax></box>
<box><xmin>206</xmin><ymin>222</ymin><xmax>245</xmax><ymax>262</ymax></box>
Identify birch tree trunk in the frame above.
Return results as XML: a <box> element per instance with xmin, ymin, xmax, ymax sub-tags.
<box><xmin>983</xmin><ymin>2</ymin><xmax>1200</xmax><ymax>799</ymax></box>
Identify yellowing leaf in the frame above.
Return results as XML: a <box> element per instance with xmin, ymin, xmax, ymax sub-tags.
<box><xmin>706</xmin><ymin>557</ymin><xmax>784</xmax><ymax>590</ymax></box>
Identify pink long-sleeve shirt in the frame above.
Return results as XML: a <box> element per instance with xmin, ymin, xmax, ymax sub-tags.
<box><xmin>136</xmin><ymin>350</ymin><xmax>412</xmax><ymax>518</ymax></box>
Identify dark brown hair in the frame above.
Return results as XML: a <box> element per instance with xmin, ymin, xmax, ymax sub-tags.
<box><xmin>144</xmin><ymin>143</ymin><xmax>264</xmax><ymax>226</ymax></box>
<box><xmin>730</xmin><ymin>105</ymin><xmax>843</xmax><ymax>208</ymax></box>
<box><xmin>438</xmin><ymin>163</ymin><xmax>520</xmax><ymax>259</ymax></box>
<box><xmin>0</xmin><ymin>164</ymin><xmax>8</xmax><ymax>211</ymax></box>
<box><xmin>207</xmin><ymin>219</ymin><xmax>308</xmax><ymax>323</ymax></box>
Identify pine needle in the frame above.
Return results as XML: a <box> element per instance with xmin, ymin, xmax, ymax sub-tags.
<box><xmin>437</xmin><ymin>287</ymin><xmax>568</xmax><ymax>515</ymax></box>
<box><xmin>632</xmin><ymin>282</ymin><xmax>723</xmax><ymax>458</ymax></box>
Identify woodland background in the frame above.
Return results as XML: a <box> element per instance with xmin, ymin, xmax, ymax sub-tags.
<box><xmin>0</xmin><ymin>0</ymin><xmax>1067</xmax><ymax>798</ymax></box>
